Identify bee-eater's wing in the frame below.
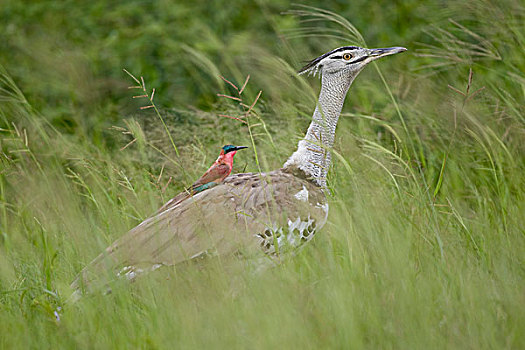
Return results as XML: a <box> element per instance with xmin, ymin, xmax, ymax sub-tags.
<box><xmin>154</xmin><ymin>164</ymin><xmax>231</xmax><ymax>214</ymax></box>
<box><xmin>71</xmin><ymin>169</ymin><xmax>327</xmax><ymax>292</ymax></box>
<box><xmin>193</xmin><ymin>163</ymin><xmax>230</xmax><ymax>186</ymax></box>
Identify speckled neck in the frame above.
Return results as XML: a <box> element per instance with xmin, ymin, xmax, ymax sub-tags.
<box><xmin>284</xmin><ymin>70</ymin><xmax>358</xmax><ymax>187</ymax></box>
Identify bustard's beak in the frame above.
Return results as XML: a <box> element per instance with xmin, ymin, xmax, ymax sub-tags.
<box><xmin>367</xmin><ymin>47</ymin><xmax>407</xmax><ymax>59</ymax></box>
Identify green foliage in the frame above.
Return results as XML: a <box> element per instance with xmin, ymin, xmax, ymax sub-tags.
<box><xmin>1</xmin><ymin>1</ymin><xmax>524</xmax><ymax>348</ymax></box>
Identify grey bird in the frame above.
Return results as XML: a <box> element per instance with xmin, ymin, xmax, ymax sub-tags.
<box><xmin>72</xmin><ymin>45</ymin><xmax>406</xmax><ymax>293</ymax></box>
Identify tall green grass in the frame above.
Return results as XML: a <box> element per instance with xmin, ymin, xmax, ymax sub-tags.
<box><xmin>1</xmin><ymin>1</ymin><xmax>524</xmax><ymax>348</ymax></box>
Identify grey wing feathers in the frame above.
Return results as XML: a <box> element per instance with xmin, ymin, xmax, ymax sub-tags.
<box><xmin>72</xmin><ymin>169</ymin><xmax>326</xmax><ymax>290</ymax></box>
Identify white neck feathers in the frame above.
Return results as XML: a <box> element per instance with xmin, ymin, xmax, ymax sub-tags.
<box><xmin>284</xmin><ymin>70</ymin><xmax>357</xmax><ymax>187</ymax></box>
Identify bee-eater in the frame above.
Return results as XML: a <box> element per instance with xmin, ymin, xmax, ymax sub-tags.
<box><xmin>157</xmin><ymin>145</ymin><xmax>247</xmax><ymax>211</ymax></box>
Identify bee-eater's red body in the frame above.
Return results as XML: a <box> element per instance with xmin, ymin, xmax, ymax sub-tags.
<box><xmin>190</xmin><ymin>145</ymin><xmax>247</xmax><ymax>194</ymax></box>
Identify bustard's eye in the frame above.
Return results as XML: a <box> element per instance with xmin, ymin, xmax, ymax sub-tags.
<box><xmin>343</xmin><ymin>53</ymin><xmax>352</xmax><ymax>60</ymax></box>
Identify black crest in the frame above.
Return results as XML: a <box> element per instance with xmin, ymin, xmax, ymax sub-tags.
<box><xmin>298</xmin><ymin>46</ymin><xmax>359</xmax><ymax>74</ymax></box>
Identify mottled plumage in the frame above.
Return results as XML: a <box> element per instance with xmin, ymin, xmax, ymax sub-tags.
<box><xmin>73</xmin><ymin>167</ymin><xmax>326</xmax><ymax>289</ymax></box>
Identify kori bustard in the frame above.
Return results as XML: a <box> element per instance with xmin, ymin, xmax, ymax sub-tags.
<box><xmin>72</xmin><ymin>45</ymin><xmax>406</xmax><ymax>292</ymax></box>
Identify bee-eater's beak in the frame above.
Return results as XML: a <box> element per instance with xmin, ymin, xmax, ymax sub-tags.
<box><xmin>233</xmin><ymin>146</ymin><xmax>248</xmax><ymax>151</ymax></box>
<box><xmin>367</xmin><ymin>47</ymin><xmax>407</xmax><ymax>60</ymax></box>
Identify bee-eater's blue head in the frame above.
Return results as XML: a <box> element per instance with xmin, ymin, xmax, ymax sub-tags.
<box><xmin>222</xmin><ymin>145</ymin><xmax>248</xmax><ymax>154</ymax></box>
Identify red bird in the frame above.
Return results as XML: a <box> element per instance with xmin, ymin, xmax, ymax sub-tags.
<box><xmin>158</xmin><ymin>145</ymin><xmax>247</xmax><ymax>211</ymax></box>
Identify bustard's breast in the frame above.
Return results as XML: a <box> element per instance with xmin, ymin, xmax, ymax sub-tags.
<box><xmin>224</xmin><ymin>169</ymin><xmax>329</xmax><ymax>256</ymax></box>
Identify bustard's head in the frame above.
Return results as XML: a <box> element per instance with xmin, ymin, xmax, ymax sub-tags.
<box><xmin>299</xmin><ymin>46</ymin><xmax>407</xmax><ymax>77</ymax></box>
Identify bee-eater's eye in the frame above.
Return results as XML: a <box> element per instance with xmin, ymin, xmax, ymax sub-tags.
<box><xmin>343</xmin><ymin>53</ymin><xmax>353</xmax><ymax>60</ymax></box>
